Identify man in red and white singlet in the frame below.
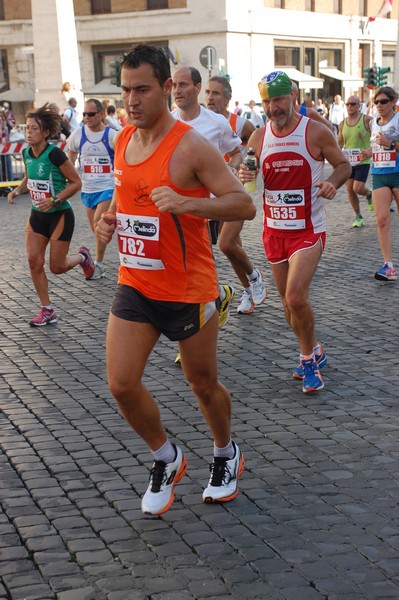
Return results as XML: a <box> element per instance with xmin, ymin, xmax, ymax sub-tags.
<box><xmin>239</xmin><ymin>71</ymin><xmax>350</xmax><ymax>393</ymax></box>
<box><xmin>96</xmin><ymin>45</ymin><xmax>255</xmax><ymax>516</ymax></box>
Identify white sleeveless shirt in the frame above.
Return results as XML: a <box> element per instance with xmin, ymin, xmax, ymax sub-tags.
<box><xmin>260</xmin><ymin>115</ymin><xmax>325</xmax><ymax>236</ymax></box>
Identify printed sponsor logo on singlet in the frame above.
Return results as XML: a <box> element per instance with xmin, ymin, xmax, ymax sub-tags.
<box><xmin>30</xmin><ymin>181</ymin><xmax>49</xmax><ymax>192</ymax></box>
<box><xmin>132</xmin><ymin>220</ymin><xmax>157</xmax><ymax>237</ymax></box>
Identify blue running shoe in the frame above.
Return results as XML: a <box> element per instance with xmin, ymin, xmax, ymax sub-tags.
<box><xmin>293</xmin><ymin>347</ymin><xmax>327</xmax><ymax>380</ymax></box>
<box><xmin>301</xmin><ymin>359</ymin><xmax>324</xmax><ymax>393</ymax></box>
<box><xmin>374</xmin><ymin>263</ymin><xmax>397</xmax><ymax>282</ymax></box>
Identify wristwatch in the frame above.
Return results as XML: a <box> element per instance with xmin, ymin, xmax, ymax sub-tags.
<box><xmin>52</xmin><ymin>196</ymin><xmax>62</xmax><ymax>207</ymax></box>
<box><xmin>390</xmin><ymin>140</ymin><xmax>396</xmax><ymax>150</ymax></box>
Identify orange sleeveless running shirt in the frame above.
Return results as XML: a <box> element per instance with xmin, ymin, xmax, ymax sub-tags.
<box><xmin>114</xmin><ymin>120</ymin><xmax>218</xmax><ymax>303</ymax></box>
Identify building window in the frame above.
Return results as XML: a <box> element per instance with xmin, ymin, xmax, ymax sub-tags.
<box><xmin>147</xmin><ymin>0</ymin><xmax>168</xmax><ymax>8</ymax></box>
<box><xmin>93</xmin><ymin>41</ymin><xmax>169</xmax><ymax>82</ymax></box>
<box><xmin>319</xmin><ymin>48</ymin><xmax>342</xmax><ymax>70</ymax></box>
<box><xmin>91</xmin><ymin>0</ymin><xmax>111</xmax><ymax>14</ymax></box>
<box><xmin>382</xmin><ymin>52</ymin><xmax>395</xmax><ymax>85</ymax></box>
<box><xmin>304</xmin><ymin>47</ymin><xmax>315</xmax><ymax>76</ymax></box>
<box><xmin>0</xmin><ymin>49</ymin><xmax>9</xmax><ymax>92</ymax></box>
<box><xmin>0</xmin><ymin>0</ymin><xmax>4</xmax><ymax>20</ymax></box>
<box><xmin>333</xmin><ymin>0</ymin><xmax>342</xmax><ymax>13</ymax></box>
<box><xmin>304</xmin><ymin>0</ymin><xmax>315</xmax><ymax>11</ymax></box>
<box><xmin>274</xmin><ymin>47</ymin><xmax>300</xmax><ymax>69</ymax></box>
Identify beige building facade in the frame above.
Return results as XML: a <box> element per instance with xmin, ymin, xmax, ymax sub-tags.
<box><xmin>0</xmin><ymin>0</ymin><xmax>397</xmax><ymax>122</ymax></box>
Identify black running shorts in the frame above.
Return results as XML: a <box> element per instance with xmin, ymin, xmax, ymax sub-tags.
<box><xmin>111</xmin><ymin>284</ymin><xmax>219</xmax><ymax>341</ymax></box>
<box><xmin>27</xmin><ymin>208</ymin><xmax>75</xmax><ymax>242</ymax></box>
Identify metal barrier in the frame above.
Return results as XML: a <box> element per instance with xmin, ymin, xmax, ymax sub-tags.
<box><xmin>0</xmin><ymin>141</ymin><xmax>67</xmax><ymax>195</ymax></box>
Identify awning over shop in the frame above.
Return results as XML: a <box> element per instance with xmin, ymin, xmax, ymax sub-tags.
<box><xmin>319</xmin><ymin>67</ymin><xmax>364</xmax><ymax>88</ymax></box>
<box><xmin>84</xmin><ymin>78</ymin><xmax>120</xmax><ymax>96</ymax></box>
<box><xmin>0</xmin><ymin>87</ymin><xmax>34</xmax><ymax>102</ymax></box>
<box><xmin>279</xmin><ymin>67</ymin><xmax>324</xmax><ymax>89</ymax></box>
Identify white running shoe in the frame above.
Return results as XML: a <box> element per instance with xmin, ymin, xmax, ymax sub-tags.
<box><xmin>202</xmin><ymin>442</ymin><xmax>244</xmax><ymax>503</ymax></box>
<box><xmin>236</xmin><ymin>289</ymin><xmax>254</xmax><ymax>314</ymax></box>
<box><xmin>141</xmin><ymin>445</ymin><xmax>187</xmax><ymax>515</ymax></box>
<box><xmin>90</xmin><ymin>263</ymin><xmax>105</xmax><ymax>280</ymax></box>
<box><xmin>250</xmin><ymin>269</ymin><xmax>267</xmax><ymax>305</ymax></box>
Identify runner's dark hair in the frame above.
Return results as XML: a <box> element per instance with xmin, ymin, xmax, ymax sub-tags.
<box><xmin>374</xmin><ymin>86</ymin><xmax>397</xmax><ymax>102</ymax></box>
<box><xmin>26</xmin><ymin>103</ymin><xmax>62</xmax><ymax>140</ymax></box>
<box><xmin>121</xmin><ymin>44</ymin><xmax>171</xmax><ymax>86</ymax></box>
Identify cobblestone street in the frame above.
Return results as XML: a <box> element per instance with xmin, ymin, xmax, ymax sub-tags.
<box><xmin>0</xmin><ymin>176</ymin><xmax>398</xmax><ymax>600</ymax></box>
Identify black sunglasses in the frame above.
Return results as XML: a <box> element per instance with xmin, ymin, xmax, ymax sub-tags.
<box><xmin>345</xmin><ymin>102</ymin><xmax>359</xmax><ymax>106</ymax></box>
<box><xmin>83</xmin><ymin>111</ymin><xmax>100</xmax><ymax>117</ymax></box>
<box><xmin>374</xmin><ymin>99</ymin><xmax>391</xmax><ymax>105</ymax></box>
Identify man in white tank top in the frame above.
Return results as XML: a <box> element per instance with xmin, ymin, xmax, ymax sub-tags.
<box><xmin>239</xmin><ymin>71</ymin><xmax>350</xmax><ymax>393</ymax></box>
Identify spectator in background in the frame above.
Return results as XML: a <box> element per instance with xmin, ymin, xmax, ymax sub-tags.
<box><xmin>117</xmin><ymin>107</ymin><xmax>127</xmax><ymax>127</ymax></box>
<box><xmin>1</xmin><ymin>102</ymin><xmax>16</xmax><ymax>130</ymax></box>
<box><xmin>248</xmin><ymin>99</ymin><xmax>264</xmax><ymax>128</ymax></box>
<box><xmin>233</xmin><ymin>100</ymin><xmax>242</xmax><ymax>116</ymax></box>
<box><xmin>63</xmin><ymin>97</ymin><xmax>80</xmax><ymax>133</ymax></box>
<box><xmin>0</xmin><ymin>111</ymin><xmax>11</xmax><ymax>181</ymax></box>
<box><xmin>316</xmin><ymin>98</ymin><xmax>328</xmax><ymax>118</ymax></box>
<box><xmin>329</xmin><ymin>94</ymin><xmax>347</xmax><ymax>134</ymax></box>
<box><xmin>105</xmin><ymin>105</ymin><xmax>122</xmax><ymax>131</ymax></box>
<box><xmin>101</xmin><ymin>99</ymin><xmax>110</xmax><ymax>112</ymax></box>
<box><xmin>60</xmin><ymin>82</ymin><xmax>73</xmax><ymax>103</ymax></box>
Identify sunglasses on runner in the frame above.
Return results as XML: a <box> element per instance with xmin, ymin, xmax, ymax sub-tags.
<box><xmin>345</xmin><ymin>102</ymin><xmax>359</xmax><ymax>106</ymax></box>
<box><xmin>83</xmin><ymin>111</ymin><xmax>100</xmax><ymax>117</ymax></box>
<box><xmin>374</xmin><ymin>99</ymin><xmax>391</xmax><ymax>105</ymax></box>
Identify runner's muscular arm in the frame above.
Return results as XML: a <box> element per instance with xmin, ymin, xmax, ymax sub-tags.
<box><xmin>310</xmin><ymin>121</ymin><xmax>351</xmax><ymax>198</ymax></box>
<box><xmin>151</xmin><ymin>133</ymin><xmax>256</xmax><ymax>221</ymax></box>
<box><xmin>57</xmin><ymin>159</ymin><xmax>82</xmax><ymax>201</ymax></box>
<box><xmin>68</xmin><ymin>149</ymin><xmax>79</xmax><ymax>164</ymax></box>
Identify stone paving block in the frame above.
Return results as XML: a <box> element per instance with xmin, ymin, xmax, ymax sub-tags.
<box><xmin>6</xmin><ymin>583</ymin><xmax>56</xmax><ymax>599</ymax></box>
<box><xmin>75</xmin><ymin>549</ymin><xmax>114</xmax><ymax>566</ymax></box>
<box><xmin>48</xmin><ymin>574</ymin><xmax>90</xmax><ymax>592</ymax></box>
<box><xmin>107</xmin><ymin>592</ymin><xmax>148</xmax><ymax>600</ymax></box>
<box><xmin>56</xmin><ymin>586</ymin><xmax>98</xmax><ymax>600</ymax></box>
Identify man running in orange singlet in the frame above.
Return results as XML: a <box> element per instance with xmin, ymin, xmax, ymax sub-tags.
<box><xmin>96</xmin><ymin>45</ymin><xmax>255</xmax><ymax>516</ymax></box>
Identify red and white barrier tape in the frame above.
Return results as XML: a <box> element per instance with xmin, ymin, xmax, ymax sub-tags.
<box><xmin>0</xmin><ymin>141</ymin><xmax>67</xmax><ymax>155</ymax></box>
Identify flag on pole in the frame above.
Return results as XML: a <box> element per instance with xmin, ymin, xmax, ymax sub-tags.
<box><xmin>368</xmin><ymin>0</ymin><xmax>392</xmax><ymax>22</ymax></box>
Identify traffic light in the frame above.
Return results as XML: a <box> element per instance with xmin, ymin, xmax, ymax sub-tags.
<box><xmin>110</xmin><ymin>60</ymin><xmax>121</xmax><ymax>87</ymax></box>
<box><xmin>363</xmin><ymin>66</ymin><xmax>372</xmax><ymax>87</ymax></box>
<box><xmin>378</xmin><ymin>66</ymin><xmax>390</xmax><ymax>86</ymax></box>
<box><xmin>369</xmin><ymin>66</ymin><xmax>378</xmax><ymax>87</ymax></box>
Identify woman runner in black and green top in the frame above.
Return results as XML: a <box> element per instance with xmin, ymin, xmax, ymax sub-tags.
<box><xmin>8</xmin><ymin>103</ymin><xmax>95</xmax><ymax>326</ymax></box>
